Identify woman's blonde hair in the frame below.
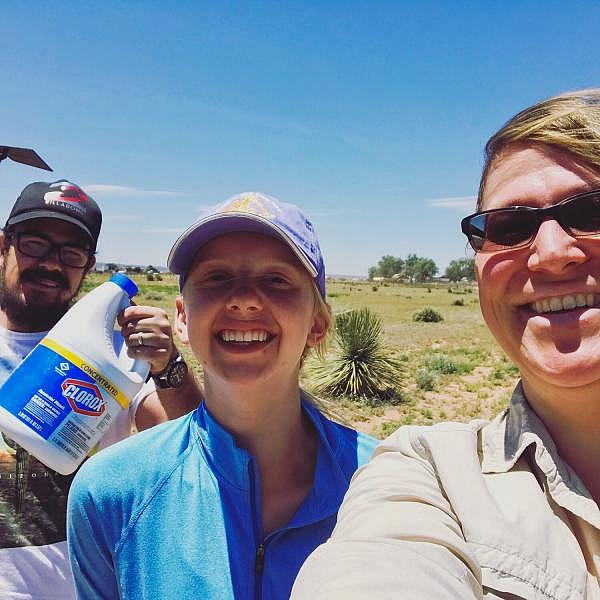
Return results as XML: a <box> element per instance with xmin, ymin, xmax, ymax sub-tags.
<box><xmin>478</xmin><ymin>88</ymin><xmax>600</xmax><ymax>209</ymax></box>
<box><xmin>306</xmin><ymin>280</ymin><xmax>332</xmax><ymax>361</ymax></box>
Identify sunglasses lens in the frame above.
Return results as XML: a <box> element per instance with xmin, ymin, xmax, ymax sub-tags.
<box><xmin>486</xmin><ymin>210</ymin><xmax>537</xmax><ymax>248</ymax></box>
<box><xmin>562</xmin><ymin>192</ymin><xmax>600</xmax><ymax>235</ymax></box>
<box><xmin>466</xmin><ymin>210</ymin><xmax>537</xmax><ymax>251</ymax></box>
<box><xmin>463</xmin><ymin>214</ymin><xmax>486</xmax><ymax>250</ymax></box>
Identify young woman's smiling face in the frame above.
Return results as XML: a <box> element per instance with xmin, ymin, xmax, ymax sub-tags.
<box><xmin>176</xmin><ymin>232</ymin><xmax>326</xmax><ymax>387</ymax></box>
<box><xmin>476</xmin><ymin>143</ymin><xmax>600</xmax><ymax>393</ymax></box>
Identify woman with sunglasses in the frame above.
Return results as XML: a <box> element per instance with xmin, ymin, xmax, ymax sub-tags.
<box><xmin>292</xmin><ymin>90</ymin><xmax>600</xmax><ymax>599</ymax></box>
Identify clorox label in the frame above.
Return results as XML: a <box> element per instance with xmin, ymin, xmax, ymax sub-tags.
<box><xmin>0</xmin><ymin>342</ymin><xmax>119</xmax><ymax>459</ymax></box>
<box><xmin>62</xmin><ymin>379</ymin><xmax>106</xmax><ymax>416</ymax></box>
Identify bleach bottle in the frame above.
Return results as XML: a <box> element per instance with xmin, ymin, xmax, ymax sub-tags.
<box><xmin>0</xmin><ymin>274</ymin><xmax>149</xmax><ymax>474</ymax></box>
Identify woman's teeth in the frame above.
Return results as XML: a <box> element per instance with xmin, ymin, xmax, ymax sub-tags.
<box><xmin>219</xmin><ymin>330</ymin><xmax>270</xmax><ymax>343</ymax></box>
<box><xmin>531</xmin><ymin>293</ymin><xmax>597</xmax><ymax>314</ymax></box>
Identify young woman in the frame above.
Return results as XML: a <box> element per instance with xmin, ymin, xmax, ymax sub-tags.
<box><xmin>67</xmin><ymin>192</ymin><xmax>376</xmax><ymax>599</ymax></box>
<box><xmin>292</xmin><ymin>90</ymin><xmax>600</xmax><ymax>599</ymax></box>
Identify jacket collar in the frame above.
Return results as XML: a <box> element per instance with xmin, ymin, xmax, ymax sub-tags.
<box><xmin>481</xmin><ymin>382</ymin><xmax>600</xmax><ymax>526</ymax></box>
<box><xmin>191</xmin><ymin>393</ymin><xmax>353</xmax><ymax>525</ymax></box>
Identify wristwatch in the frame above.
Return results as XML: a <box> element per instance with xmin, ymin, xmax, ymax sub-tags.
<box><xmin>151</xmin><ymin>352</ymin><xmax>188</xmax><ymax>389</ymax></box>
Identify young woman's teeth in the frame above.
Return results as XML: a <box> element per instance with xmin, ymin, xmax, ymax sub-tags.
<box><xmin>219</xmin><ymin>330</ymin><xmax>269</xmax><ymax>343</ymax></box>
<box><xmin>532</xmin><ymin>293</ymin><xmax>596</xmax><ymax>314</ymax></box>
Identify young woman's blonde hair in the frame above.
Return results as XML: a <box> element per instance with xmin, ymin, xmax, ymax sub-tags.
<box><xmin>478</xmin><ymin>88</ymin><xmax>600</xmax><ymax>209</ymax></box>
<box><xmin>305</xmin><ymin>280</ymin><xmax>332</xmax><ymax>361</ymax></box>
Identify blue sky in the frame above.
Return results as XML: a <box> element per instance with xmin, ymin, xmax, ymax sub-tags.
<box><xmin>1</xmin><ymin>1</ymin><xmax>599</xmax><ymax>276</ymax></box>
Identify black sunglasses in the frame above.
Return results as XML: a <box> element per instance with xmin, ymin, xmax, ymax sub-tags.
<box><xmin>461</xmin><ymin>189</ymin><xmax>600</xmax><ymax>252</ymax></box>
<box><xmin>8</xmin><ymin>231</ymin><xmax>92</xmax><ymax>268</ymax></box>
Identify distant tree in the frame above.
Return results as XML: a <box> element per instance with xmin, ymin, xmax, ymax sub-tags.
<box><xmin>412</xmin><ymin>257</ymin><xmax>438</xmax><ymax>282</ymax></box>
<box><xmin>403</xmin><ymin>253</ymin><xmax>419</xmax><ymax>281</ymax></box>
<box><xmin>369</xmin><ymin>253</ymin><xmax>437</xmax><ymax>282</ymax></box>
<box><xmin>107</xmin><ymin>263</ymin><xmax>118</xmax><ymax>272</ymax></box>
<box><xmin>377</xmin><ymin>255</ymin><xmax>404</xmax><ymax>279</ymax></box>
<box><xmin>445</xmin><ymin>258</ymin><xmax>475</xmax><ymax>282</ymax></box>
<box><xmin>145</xmin><ymin>265</ymin><xmax>159</xmax><ymax>273</ymax></box>
<box><xmin>403</xmin><ymin>254</ymin><xmax>437</xmax><ymax>282</ymax></box>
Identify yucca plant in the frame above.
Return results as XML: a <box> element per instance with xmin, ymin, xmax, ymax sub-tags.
<box><xmin>311</xmin><ymin>308</ymin><xmax>403</xmax><ymax>402</ymax></box>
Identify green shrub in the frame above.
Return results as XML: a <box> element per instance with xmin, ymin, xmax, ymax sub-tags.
<box><xmin>415</xmin><ymin>368</ymin><xmax>436</xmax><ymax>391</ymax></box>
<box><xmin>79</xmin><ymin>279</ymin><xmax>98</xmax><ymax>294</ymax></box>
<box><xmin>488</xmin><ymin>359</ymin><xmax>519</xmax><ymax>385</ymax></box>
<box><xmin>143</xmin><ymin>292</ymin><xmax>166</xmax><ymax>301</ymax></box>
<box><xmin>402</xmin><ymin>413</ymin><xmax>416</xmax><ymax>425</ymax></box>
<box><xmin>426</xmin><ymin>353</ymin><xmax>474</xmax><ymax>375</ymax></box>
<box><xmin>311</xmin><ymin>307</ymin><xmax>403</xmax><ymax>403</ymax></box>
<box><xmin>379</xmin><ymin>420</ymin><xmax>402</xmax><ymax>437</ymax></box>
<box><xmin>372</xmin><ymin>286</ymin><xmax>378</xmax><ymax>292</ymax></box>
<box><xmin>452</xmin><ymin>298</ymin><xmax>464</xmax><ymax>306</ymax></box>
<box><xmin>427</xmin><ymin>354</ymin><xmax>458</xmax><ymax>374</ymax></box>
<box><xmin>413</xmin><ymin>307</ymin><xmax>443</xmax><ymax>322</ymax></box>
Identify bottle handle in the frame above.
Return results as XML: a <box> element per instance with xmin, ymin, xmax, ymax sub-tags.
<box><xmin>130</xmin><ymin>356</ymin><xmax>150</xmax><ymax>383</ymax></box>
<box><xmin>114</xmin><ymin>293</ymin><xmax>150</xmax><ymax>384</ymax></box>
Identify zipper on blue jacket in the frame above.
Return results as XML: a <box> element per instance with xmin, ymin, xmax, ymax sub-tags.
<box><xmin>249</xmin><ymin>456</ymin><xmax>264</xmax><ymax>600</ymax></box>
<box><xmin>255</xmin><ymin>543</ymin><xmax>265</xmax><ymax>574</ymax></box>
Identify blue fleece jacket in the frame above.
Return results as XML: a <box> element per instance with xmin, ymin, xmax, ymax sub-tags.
<box><xmin>67</xmin><ymin>398</ymin><xmax>377</xmax><ymax>599</ymax></box>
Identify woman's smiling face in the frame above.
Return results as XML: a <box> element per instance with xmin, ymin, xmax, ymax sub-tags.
<box><xmin>176</xmin><ymin>232</ymin><xmax>326</xmax><ymax>387</ymax></box>
<box><xmin>476</xmin><ymin>143</ymin><xmax>600</xmax><ymax>393</ymax></box>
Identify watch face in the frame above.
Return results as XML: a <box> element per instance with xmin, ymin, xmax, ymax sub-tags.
<box><xmin>166</xmin><ymin>360</ymin><xmax>188</xmax><ymax>388</ymax></box>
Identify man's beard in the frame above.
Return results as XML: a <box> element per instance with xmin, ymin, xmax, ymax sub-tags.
<box><xmin>0</xmin><ymin>265</ymin><xmax>79</xmax><ymax>332</ymax></box>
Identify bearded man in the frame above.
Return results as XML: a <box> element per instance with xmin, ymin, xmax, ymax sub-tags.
<box><xmin>0</xmin><ymin>180</ymin><xmax>199</xmax><ymax>599</ymax></box>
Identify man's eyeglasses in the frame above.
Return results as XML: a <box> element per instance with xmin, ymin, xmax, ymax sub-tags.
<box><xmin>8</xmin><ymin>231</ymin><xmax>92</xmax><ymax>268</ymax></box>
<box><xmin>461</xmin><ymin>189</ymin><xmax>600</xmax><ymax>252</ymax></box>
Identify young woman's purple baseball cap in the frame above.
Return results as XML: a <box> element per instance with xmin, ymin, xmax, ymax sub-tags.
<box><xmin>167</xmin><ymin>192</ymin><xmax>326</xmax><ymax>299</ymax></box>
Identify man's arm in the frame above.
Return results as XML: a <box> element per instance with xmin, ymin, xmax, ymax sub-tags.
<box><xmin>118</xmin><ymin>304</ymin><xmax>202</xmax><ymax>430</ymax></box>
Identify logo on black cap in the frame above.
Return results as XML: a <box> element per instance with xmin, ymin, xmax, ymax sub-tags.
<box><xmin>43</xmin><ymin>182</ymin><xmax>91</xmax><ymax>218</ymax></box>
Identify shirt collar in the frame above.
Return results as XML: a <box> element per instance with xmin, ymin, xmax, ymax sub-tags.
<box><xmin>482</xmin><ymin>382</ymin><xmax>600</xmax><ymax>526</ymax></box>
<box><xmin>286</xmin><ymin>397</ymin><xmax>355</xmax><ymax>528</ymax></box>
<box><xmin>192</xmin><ymin>400</ymin><xmax>251</xmax><ymax>491</ymax></box>
<box><xmin>192</xmin><ymin>393</ymin><xmax>353</xmax><ymax>525</ymax></box>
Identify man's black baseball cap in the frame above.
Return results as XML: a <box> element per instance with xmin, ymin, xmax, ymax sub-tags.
<box><xmin>4</xmin><ymin>180</ymin><xmax>102</xmax><ymax>250</ymax></box>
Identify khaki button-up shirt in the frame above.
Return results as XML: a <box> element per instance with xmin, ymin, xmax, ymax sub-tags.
<box><xmin>291</xmin><ymin>383</ymin><xmax>599</xmax><ymax>599</ymax></box>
